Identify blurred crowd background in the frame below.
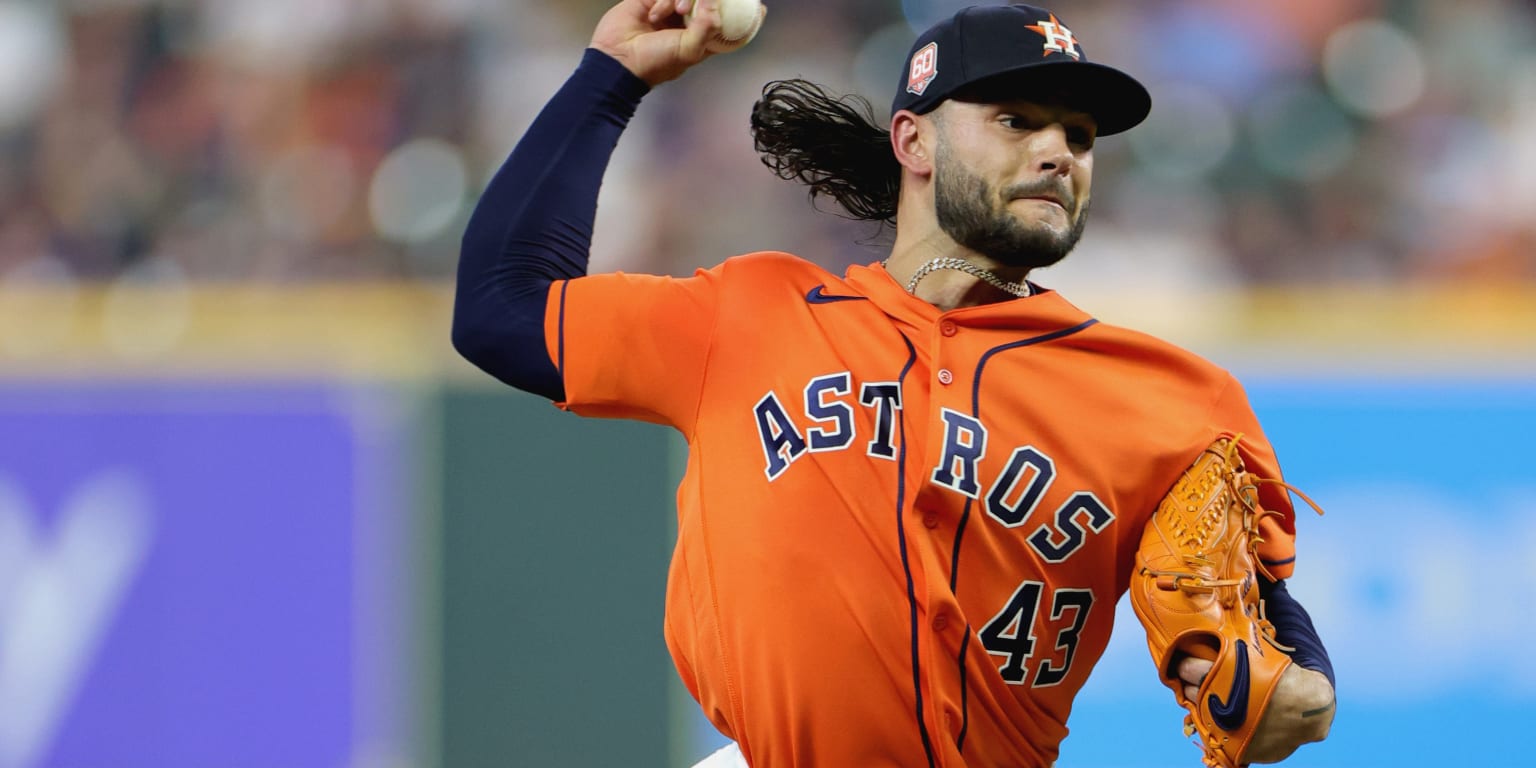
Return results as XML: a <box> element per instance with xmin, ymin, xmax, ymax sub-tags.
<box><xmin>1</xmin><ymin>0</ymin><xmax>1533</xmax><ymax>294</ymax></box>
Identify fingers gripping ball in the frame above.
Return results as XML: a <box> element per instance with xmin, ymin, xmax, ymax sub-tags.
<box><xmin>687</xmin><ymin>0</ymin><xmax>765</xmax><ymax>53</ymax></box>
<box><xmin>1129</xmin><ymin>435</ymin><xmax>1323</xmax><ymax>768</ymax></box>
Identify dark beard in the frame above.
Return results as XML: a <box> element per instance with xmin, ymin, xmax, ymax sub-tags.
<box><xmin>933</xmin><ymin>152</ymin><xmax>1089</xmax><ymax>270</ymax></box>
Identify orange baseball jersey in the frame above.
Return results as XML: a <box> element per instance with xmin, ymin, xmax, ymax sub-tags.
<box><xmin>543</xmin><ymin>253</ymin><xmax>1298</xmax><ymax>767</ymax></box>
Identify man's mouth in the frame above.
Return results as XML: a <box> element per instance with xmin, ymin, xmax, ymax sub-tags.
<box><xmin>1015</xmin><ymin>194</ymin><xmax>1066</xmax><ymax>209</ymax></box>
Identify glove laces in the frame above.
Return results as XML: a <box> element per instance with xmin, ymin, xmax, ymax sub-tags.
<box><xmin>1142</xmin><ymin>435</ymin><xmax>1325</xmax><ymax>595</ymax></box>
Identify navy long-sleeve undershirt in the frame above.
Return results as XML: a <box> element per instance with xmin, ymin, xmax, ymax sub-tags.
<box><xmin>1261</xmin><ymin>577</ymin><xmax>1336</xmax><ymax>687</ymax></box>
<box><xmin>452</xmin><ymin>49</ymin><xmax>650</xmax><ymax>401</ymax></box>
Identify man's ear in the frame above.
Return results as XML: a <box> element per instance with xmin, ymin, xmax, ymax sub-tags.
<box><xmin>890</xmin><ymin>110</ymin><xmax>934</xmax><ymax>176</ymax></box>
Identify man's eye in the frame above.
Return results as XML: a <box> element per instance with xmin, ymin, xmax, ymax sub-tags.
<box><xmin>1067</xmin><ymin>127</ymin><xmax>1095</xmax><ymax>147</ymax></box>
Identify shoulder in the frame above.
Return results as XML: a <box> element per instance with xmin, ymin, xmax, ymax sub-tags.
<box><xmin>1066</xmin><ymin>314</ymin><xmax>1245</xmax><ymax>412</ymax></box>
<box><xmin>1040</xmin><ymin>291</ymin><xmax>1234</xmax><ymax>381</ymax></box>
<box><xmin>1080</xmin><ymin>316</ymin><xmax>1233</xmax><ymax>382</ymax></box>
<box><xmin>1080</xmin><ymin>318</ymin><xmax>1273</xmax><ymax>459</ymax></box>
<box><xmin>713</xmin><ymin>251</ymin><xmax>830</xmax><ymax>279</ymax></box>
<box><xmin>706</xmin><ymin>252</ymin><xmax>849</xmax><ymax>298</ymax></box>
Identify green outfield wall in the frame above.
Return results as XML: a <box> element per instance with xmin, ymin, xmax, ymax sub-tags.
<box><xmin>436</xmin><ymin>389</ymin><xmax>679</xmax><ymax>768</ymax></box>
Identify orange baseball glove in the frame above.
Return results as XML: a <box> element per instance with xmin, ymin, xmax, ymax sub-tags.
<box><xmin>1129</xmin><ymin>434</ymin><xmax>1322</xmax><ymax>767</ymax></box>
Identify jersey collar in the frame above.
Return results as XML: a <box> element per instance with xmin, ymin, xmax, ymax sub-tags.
<box><xmin>842</xmin><ymin>261</ymin><xmax>1097</xmax><ymax>332</ymax></box>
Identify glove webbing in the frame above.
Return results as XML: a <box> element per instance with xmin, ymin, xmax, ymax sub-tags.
<box><xmin>1141</xmin><ymin>436</ymin><xmax>1325</xmax><ymax>593</ymax></box>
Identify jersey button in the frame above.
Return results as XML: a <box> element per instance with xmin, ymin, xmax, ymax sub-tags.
<box><xmin>922</xmin><ymin>513</ymin><xmax>939</xmax><ymax>529</ymax></box>
<box><xmin>937</xmin><ymin>369</ymin><xmax>954</xmax><ymax>385</ymax></box>
<box><xmin>940</xmin><ymin>320</ymin><xmax>958</xmax><ymax>337</ymax></box>
<box><xmin>932</xmin><ymin>613</ymin><xmax>948</xmax><ymax>631</ymax></box>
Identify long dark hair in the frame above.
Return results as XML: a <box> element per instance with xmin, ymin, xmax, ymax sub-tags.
<box><xmin>750</xmin><ymin>79</ymin><xmax>902</xmax><ymax>224</ymax></box>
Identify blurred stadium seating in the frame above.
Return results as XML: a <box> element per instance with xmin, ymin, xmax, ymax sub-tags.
<box><xmin>0</xmin><ymin>0</ymin><xmax>1532</xmax><ymax>286</ymax></box>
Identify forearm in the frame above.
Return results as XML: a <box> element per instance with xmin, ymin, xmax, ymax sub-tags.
<box><xmin>451</xmin><ymin>49</ymin><xmax>650</xmax><ymax>399</ymax></box>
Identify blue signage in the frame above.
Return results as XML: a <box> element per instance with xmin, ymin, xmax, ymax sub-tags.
<box><xmin>0</xmin><ymin>384</ymin><xmax>409</xmax><ymax>768</ymax></box>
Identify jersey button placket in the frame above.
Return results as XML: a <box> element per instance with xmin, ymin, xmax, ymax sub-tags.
<box><xmin>937</xmin><ymin>320</ymin><xmax>957</xmax><ymax>385</ymax></box>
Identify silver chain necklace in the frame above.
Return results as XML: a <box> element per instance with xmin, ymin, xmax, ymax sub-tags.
<box><xmin>887</xmin><ymin>257</ymin><xmax>1033</xmax><ymax>298</ymax></box>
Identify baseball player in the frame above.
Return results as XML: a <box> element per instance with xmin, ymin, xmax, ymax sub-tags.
<box><xmin>453</xmin><ymin>1</ymin><xmax>1337</xmax><ymax>766</ymax></box>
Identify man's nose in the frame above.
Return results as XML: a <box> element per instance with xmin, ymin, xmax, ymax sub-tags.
<box><xmin>1032</xmin><ymin>125</ymin><xmax>1075</xmax><ymax>176</ymax></box>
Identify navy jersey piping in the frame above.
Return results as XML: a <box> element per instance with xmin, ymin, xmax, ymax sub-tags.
<box><xmin>956</xmin><ymin>631</ymin><xmax>972</xmax><ymax>749</ymax></box>
<box><xmin>949</xmin><ymin>317</ymin><xmax>1099</xmax><ymax>752</ymax></box>
<box><xmin>893</xmin><ymin>335</ymin><xmax>937</xmax><ymax>767</ymax></box>
<box><xmin>557</xmin><ymin>280</ymin><xmax>570</xmax><ymax>378</ymax></box>
<box><xmin>949</xmin><ymin>319</ymin><xmax>1099</xmax><ymax>590</ymax></box>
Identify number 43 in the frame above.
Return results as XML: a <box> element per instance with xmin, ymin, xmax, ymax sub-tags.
<box><xmin>977</xmin><ymin>581</ymin><xmax>1094</xmax><ymax>687</ymax></box>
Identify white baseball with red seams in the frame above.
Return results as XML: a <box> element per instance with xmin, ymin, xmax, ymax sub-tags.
<box><xmin>688</xmin><ymin>0</ymin><xmax>765</xmax><ymax>52</ymax></box>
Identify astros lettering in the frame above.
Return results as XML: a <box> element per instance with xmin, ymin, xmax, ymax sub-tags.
<box><xmin>753</xmin><ymin>373</ymin><xmax>1116</xmax><ymax>565</ymax></box>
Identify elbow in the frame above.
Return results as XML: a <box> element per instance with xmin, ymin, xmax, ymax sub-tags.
<box><xmin>449</xmin><ymin>268</ymin><xmax>530</xmax><ymax>372</ymax></box>
<box><xmin>450</xmin><ymin>311</ymin><xmax>492</xmax><ymax>369</ymax></box>
<box><xmin>450</xmin><ymin>255</ymin><xmax>565</xmax><ymax>398</ymax></box>
<box><xmin>449</xmin><ymin>297</ymin><xmax>565</xmax><ymax>401</ymax></box>
<box><xmin>450</xmin><ymin>310</ymin><xmax>524</xmax><ymax>380</ymax></box>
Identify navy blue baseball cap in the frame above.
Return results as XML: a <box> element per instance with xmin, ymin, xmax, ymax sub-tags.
<box><xmin>892</xmin><ymin>4</ymin><xmax>1152</xmax><ymax>136</ymax></box>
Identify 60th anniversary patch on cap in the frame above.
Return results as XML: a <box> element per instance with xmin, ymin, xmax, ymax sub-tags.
<box><xmin>892</xmin><ymin>3</ymin><xmax>1152</xmax><ymax>136</ymax></box>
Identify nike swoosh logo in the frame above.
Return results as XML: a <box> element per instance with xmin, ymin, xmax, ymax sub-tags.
<box><xmin>1208</xmin><ymin>639</ymin><xmax>1250</xmax><ymax>731</ymax></box>
<box><xmin>806</xmin><ymin>285</ymin><xmax>866</xmax><ymax>304</ymax></box>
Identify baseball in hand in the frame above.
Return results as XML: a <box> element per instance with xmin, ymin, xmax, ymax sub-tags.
<box><xmin>687</xmin><ymin>0</ymin><xmax>765</xmax><ymax>53</ymax></box>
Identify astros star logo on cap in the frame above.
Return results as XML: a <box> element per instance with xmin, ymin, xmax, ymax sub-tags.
<box><xmin>1027</xmin><ymin>13</ymin><xmax>1080</xmax><ymax>59</ymax></box>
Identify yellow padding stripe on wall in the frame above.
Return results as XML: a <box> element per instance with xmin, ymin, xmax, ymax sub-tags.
<box><xmin>0</xmin><ymin>282</ymin><xmax>1532</xmax><ymax>378</ymax></box>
